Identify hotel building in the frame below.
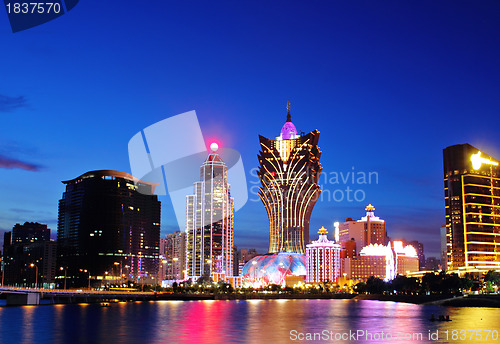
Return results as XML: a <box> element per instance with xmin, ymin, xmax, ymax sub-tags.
<box><xmin>257</xmin><ymin>103</ymin><xmax>322</xmax><ymax>254</ymax></box>
<box><xmin>186</xmin><ymin>143</ymin><xmax>234</xmax><ymax>280</ymax></box>
<box><xmin>343</xmin><ymin>243</ymin><xmax>393</xmax><ymax>282</ymax></box>
<box><xmin>443</xmin><ymin>144</ymin><xmax>500</xmax><ymax>272</ymax></box>
<box><xmin>343</xmin><ymin>241</ymin><xmax>418</xmax><ymax>281</ymax></box>
<box><xmin>339</xmin><ymin>204</ymin><xmax>387</xmax><ymax>254</ymax></box>
<box><xmin>392</xmin><ymin>241</ymin><xmax>419</xmax><ymax>275</ymax></box>
<box><xmin>57</xmin><ymin>170</ymin><xmax>161</xmax><ymax>287</ymax></box>
<box><xmin>306</xmin><ymin>226</ymin><xmax>341</xmax><ymax>283</ymax></box>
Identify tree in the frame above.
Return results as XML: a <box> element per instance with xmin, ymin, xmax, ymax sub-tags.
<box><xmin>354</xmin><ymin>282</ymin><xmax>367</xmax><ymax>294</ymax></box>
<box><xmin>422</xmin><ymin>272</ymin><xmax>441</xmax><ymax>294</ymax></box>
<box><xmin>484</xmin><ymin>270</ymin><xmax>500</xmax><ymax>285</ymax></box>
<box><xmin>460</xmin><ymin>277</ymin><xmax>473</xmax><ymax>291</ymax></box>
<box><xmin>442</xmin><ymin>273</ymin><xmax>461</xmax><ymax>294</ymax></box>
<box><xmin>390</xmin><ymin>275</ymin><xmax>421</xmax><ymax>294</ymax></box>
<box><xmin>267</xmin><ymin>284</ymin><xmax>281</xmax><ymax>292</ymax></box>
<box><xmin>366</xmin><ymin>276</ymin><xmax>386</xmax><ymax>294</ymax></box>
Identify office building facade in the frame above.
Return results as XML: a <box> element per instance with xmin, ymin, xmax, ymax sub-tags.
<box><xmin>57</xmin><ymin>170</ymin><xmax>161</xmax><ymax>287</ymax></box>
<box><xmin>2</xmin><ymin>222</ymin><xmax>56</xmax><ymax>287</ymax></box>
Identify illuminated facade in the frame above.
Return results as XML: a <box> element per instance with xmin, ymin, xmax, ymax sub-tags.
<box><xmin>257</xmin><ymin>103</ymin><xmax>322</xmax><ymax>254</ymax></box>
<box><xmin>344</xmin><ymin>255</ymin><xmax>388</xmax><ymax>282</ymax></box>
<box><xmin>392</xmin><ymin>241</ymin><xmax>419</xmax><ymax>275</ymax></box>
<box><xmin>443</xmin><ymin>144</ymin><xmax>500</xmax><ymax>271</ymax></box>
<box><xmin>241</xmin><ymin>252</ymin><xmax>306</xmax><ymax>288</ymax></box>
<box><xmin>186</xmin><ymin>143</ymin><xmax>234</xmax><ymax>280</ymax></box>
<box><xmin>306</xmin><ymin>226</ymin><xmax>341</xmax><ymax>283</ymax></box>
<box><xmin>57</xmin><ymin>170</ymin><xmax>161</xmax><ymax>287</ymax></box>
<box><xmin>344</xmin><ymin>242</ymin><xmax>418</xmax><ymax>281</ymax></box>
<box><xmin>339</xmin><ymin>204</ymin><xmax>387</xmax><ymax>253</ymax></box>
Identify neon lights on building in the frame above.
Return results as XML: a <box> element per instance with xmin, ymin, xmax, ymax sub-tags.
<box><xmin>334</xmin><ymin>222</ymin><xmax>340</xmax><ymax>243</ymax></box>
<box><xmin>257</xmin><ymin>103</ymin><xmax>322</xmax><ymax>254</ymax></box>
<box><xmin>444</xmin><ymin>144</ymin><xmax>500</xmax><ymax>271</ymax></box>
<box><xmin>358</xmin><ymin>243</ymin><xmax>395</xmax><ymax>281</ymax></box>
<box><xmin>471</xmin><ymin>151</ymin><xmax>499</xmax><ymax>170</ymax></box>
<box><xmin>355</xmin><ymin>242</ymin><xmax>418</xmax><ymax>281</ymax></box>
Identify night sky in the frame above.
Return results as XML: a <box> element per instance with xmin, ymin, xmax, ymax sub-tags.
<box><xmin>1</xmin><ymin>1</ymin><xmax>500</xmax><ymax>257</ymax></box>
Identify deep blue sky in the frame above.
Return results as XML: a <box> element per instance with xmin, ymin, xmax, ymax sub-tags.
<box><xmin>1</xmin><ymin>1</ymin><xmax>500</xmax><ymax>257</ymax></box>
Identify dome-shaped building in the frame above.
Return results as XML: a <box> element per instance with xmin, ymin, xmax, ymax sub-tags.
<box><xmin>241</xmin><ymin>252</ymin><xmax>306</xmax><ymax>288</ymax></box>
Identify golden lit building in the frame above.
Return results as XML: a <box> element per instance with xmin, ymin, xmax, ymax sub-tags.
<box><xmin>443</xmin><ymin>144</ymin><xmax>500</xmax><ymax>272</ymax></box>
<box><xmin>257</xmin><ymin>102</ymin><xmax>322</xmax><ymax>254</ymax></box>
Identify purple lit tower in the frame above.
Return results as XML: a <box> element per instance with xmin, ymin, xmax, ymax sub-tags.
<box><xmin>257</xmin><ymin>102</ymin><xmax>322</xmax><ymax>254</ymax></box>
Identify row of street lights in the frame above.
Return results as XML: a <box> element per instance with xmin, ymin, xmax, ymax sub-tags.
<box><xmin>18</xmin><ymin>260</ymin><xmax>156</xmax><ymax>290</ymax></box>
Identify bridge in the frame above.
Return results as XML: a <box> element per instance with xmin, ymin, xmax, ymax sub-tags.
<box><xmin>0</xmin><ymin>286</ymin><xmax>160</xmax><ymax>305</ymax></box>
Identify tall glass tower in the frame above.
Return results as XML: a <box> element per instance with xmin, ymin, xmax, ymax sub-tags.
<box><xmin>186</xmin><ymin>143</ymin><xmax>234</xmax><ymax>279</ymax></box>
<box><xmin>257</xmin><ymin>103</ymin><xmax>322</xmax><ymax>254</ymax></box>
<box><xmin>443</xmin><ymin>143</ymin><xmax>500</xmax><ymax>271</ymax></box>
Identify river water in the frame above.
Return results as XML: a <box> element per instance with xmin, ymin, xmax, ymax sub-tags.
<box><xmin>0</xmin><ymin>299</ymin><xmax>498</xmax><ymax>343</ymax></box>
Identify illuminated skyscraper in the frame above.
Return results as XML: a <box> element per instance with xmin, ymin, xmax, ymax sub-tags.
<box><xmin>257</xmin><ymin>103</ymin><xmax>322</xmax><ymax>254</ymax></box>
<box><xmin>443</xmin><ymin>144</ymin><xmax>500</xmax><ymax>271</ymax></box>
<box><xmin>186</xmin><ymin>143</ymin><xmax>234</xmax><ymax>279</ymax></box>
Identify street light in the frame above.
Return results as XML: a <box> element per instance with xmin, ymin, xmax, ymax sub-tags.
<box><xmin>60</xmin><ymin>267</ymin><xmax>67</xmax><ymax>290</ymax></box>
<box><xmin>30</xmin><ymin>263</ymin><xmax>38</xmax><ymax>288</ymax></box>
<box><xmin>84</xmin><ymin>269</ymin><xmax>90</xmax><ymax>290</ymax></box>
<box><xmin>114</xmin><ymin>262</ymin><xmax>122</xmax><ymax>285</ymax></box>
<box><xmin>124</xmin><ymin>265</ymin><xmax>130</xmax><ymax>286</ymax></box>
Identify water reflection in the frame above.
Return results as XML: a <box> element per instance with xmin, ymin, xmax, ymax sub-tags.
<box><xmin>0</xmin><ymin>299</ymin><xmax>498</xmax><ymax>343</ymax></box>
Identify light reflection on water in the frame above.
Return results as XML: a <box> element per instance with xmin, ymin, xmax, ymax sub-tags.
<box><xmin>0</xmin><ymin>299</ymin><xmax>498</xmax><ymax>343</ymax></box>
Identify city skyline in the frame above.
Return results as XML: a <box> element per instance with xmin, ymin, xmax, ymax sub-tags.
<box><xmin>2</xmin><ymin>2</ymin><xmax>500</xmax><ymax>258</ymax></box>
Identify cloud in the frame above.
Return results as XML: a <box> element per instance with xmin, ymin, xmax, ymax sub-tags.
<box><xmin>0</xmin><ymin>154</ymin><xmax>41</xmax><ymax>171</ymax></box>
<box><xmin>9</xmin><ymin>208</ymin><xmax>35</xmax><ymax>214</ymax></box>
<box><xmin>0</xmin><ymin>94</ymin><xmax>27</xmax><ymax>112</ymax></box>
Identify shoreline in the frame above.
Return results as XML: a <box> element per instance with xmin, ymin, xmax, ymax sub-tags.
<box><xmin>156</xmin><ymin>292</ymin><xmax>500</xmax><ymax>307</ymax></box>
<box><xmin>1</xmin><ymin>292</ymin><xmax>498</xmax><ymax>307</ymax></box>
